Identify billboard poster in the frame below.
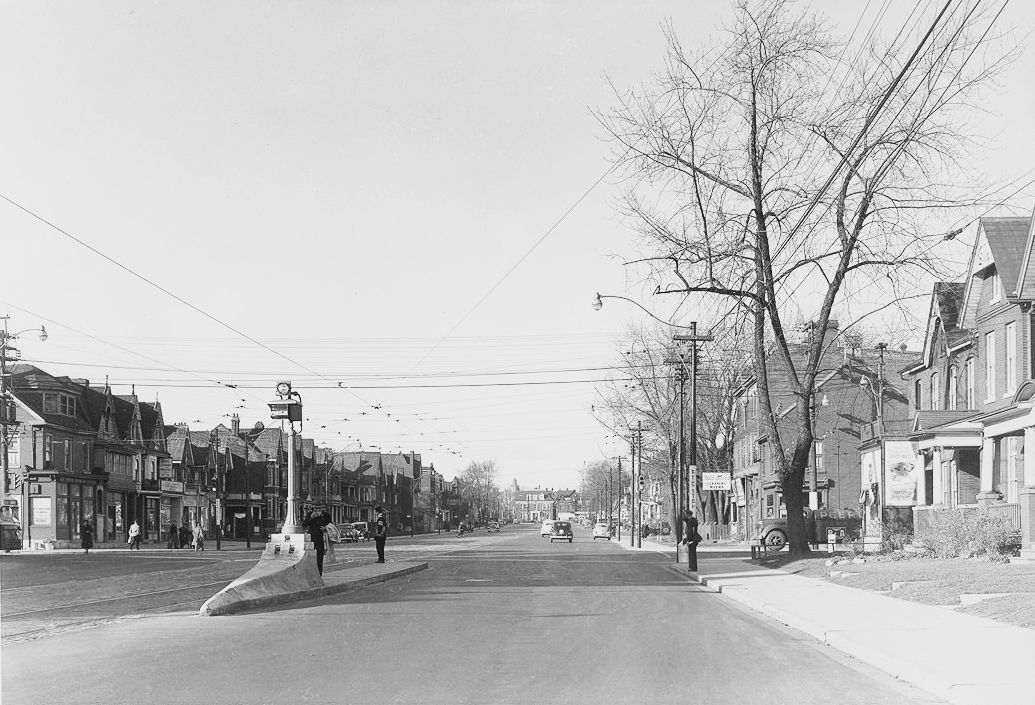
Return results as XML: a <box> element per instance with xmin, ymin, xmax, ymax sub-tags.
<box><xmin>884</xmin><ymin>441</ymin><xmax>918</xmax><ymax>506</ymax></box>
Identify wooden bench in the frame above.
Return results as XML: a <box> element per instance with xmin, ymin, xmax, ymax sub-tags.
<box><xmin>750</xmin><ymin>539</ymin><xmax>768</xmax><ymax>559</ymax></box>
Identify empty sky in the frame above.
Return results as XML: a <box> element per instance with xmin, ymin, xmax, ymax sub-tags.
<box><xmin>2</xmin><ymin>1</ymin><xmax>1033</xmax><ymax>491</ymax></box>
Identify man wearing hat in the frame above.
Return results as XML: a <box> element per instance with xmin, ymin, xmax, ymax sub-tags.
<box><xmin>373</xmin><ymin>505</ymin><xmax>388</xmax><ymax>563</ymax></box>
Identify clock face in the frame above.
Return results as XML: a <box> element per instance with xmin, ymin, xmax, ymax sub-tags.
<box><xmin>276</xmin><ymin>382</ymin><xmax>291</xmax><ymax>396</ymax></box>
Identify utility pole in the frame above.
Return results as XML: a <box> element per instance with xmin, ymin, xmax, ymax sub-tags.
<box><xmin>613</xmin><ymin>456</ymin><xmax>622</xmax><ymax>541</ymax></box>
<box><xmin>664</xmin><ymin>355</ymin><xmax>688</xmax><ymax>549</ymax></box>
<box><xmin>630</xmin><ymin>421</ymin><xmax>647</xmax><ymax>548</ymax></box>
<box><xmin>670</xmin><ymin>323</ymin><xmax>712</xmax><ymax>563</ymax></box>
<box><xmin>876</xmin><ymin>342</ymin><xmax>887</xmax><ymax>435</ymax></box>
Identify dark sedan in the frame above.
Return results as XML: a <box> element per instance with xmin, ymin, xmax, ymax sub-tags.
<box><xmin>548</xmin><ymin>521</ymin><xmax>573</xmax><ymax>543</ymax></box>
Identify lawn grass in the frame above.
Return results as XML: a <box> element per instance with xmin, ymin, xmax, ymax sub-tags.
<box><xmin>761</xmin><ymin>553</ymin><xmax>1035</xmax><ymax>630</ymax></box>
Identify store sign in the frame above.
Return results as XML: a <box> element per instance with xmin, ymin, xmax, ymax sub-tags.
<box><xmin>160</xmin><ymin>480</ymin><xmax>185</xmax><ymax>494</ymax></box>
<box><xmin>701</xmin><ymin>472</ymin><xmax>731</xmax><ymax>491</ymax></box>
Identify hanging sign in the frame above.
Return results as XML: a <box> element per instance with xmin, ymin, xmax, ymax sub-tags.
<box><xmin>701</xmin><ymin>472</ymin><xmax>731</xmax><ymax>491</ymax></box>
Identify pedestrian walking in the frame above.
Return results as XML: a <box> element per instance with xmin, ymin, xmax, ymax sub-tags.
<box><xmin>128</xmin><ymin>520</ymin><xmax>141</xmax><ymax>550</ymax></box>
<box><xmin>682</xmin><ymin>510</ymin><xmax>701</xmax><ymax>573</ymax></box>
<box><xmin>303</xmin><ymin>507</ymin><xmax>331</xmax><ymax>575</ymax></box>
<box><xmin>373</xmin><ymin>505</ymin><xmax>388</xmax><ymax>563</ymax></box>
<box><xmin>169</xmin><ymin>522</ymin><xmax>179</xmax><ymax>549</ymax></box>
<box><xmin>81</xmin><ymin>515</ymin><xmax>94</xmax><ymax>555</ymax></box>
<box><xmin>179</xmin><ymin>524</ymin><xmax>189</xmax><ymax>550</ymax></box>
<box><xmin>192</xmin><ymin>522</ymin><xmax>205</xmax><ymax>552</ymax></box>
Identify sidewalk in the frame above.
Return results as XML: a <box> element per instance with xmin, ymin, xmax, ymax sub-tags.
<box><xmin>612</xmin><ymin>537</ymin><xmax>1034</xmax><ymax>705</ymax></box>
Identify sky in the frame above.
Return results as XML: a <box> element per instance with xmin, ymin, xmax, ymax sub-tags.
<box><xmin>2</xmin><ymin>1</ymin><xmax>1034</xmax><ymax>492</ymax></box>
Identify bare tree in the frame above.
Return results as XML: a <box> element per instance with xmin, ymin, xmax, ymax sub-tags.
<box><xmin>460</xmin><ymin>460</ymin><xmax>499</xmax><ymax>524</ymax></box>
<box><xmin>579</xmin><ymin>459</ymin><xmax>628</xmax><ymax>527</ymax></box>
<box><xmin>600</xmin><ymin>0</ymin><xmax>1014</xmax><ymax>554</ymax></box>
<box><xmin>595</xmin><ymin>321</ymin><xmax>749</xmax><ymax>535</ymax></box>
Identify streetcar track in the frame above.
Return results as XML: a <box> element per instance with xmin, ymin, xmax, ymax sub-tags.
<box><xmin>2</xmin><ymin>579</ymin><xmax>231</xmax><ymax>618</ymax></box>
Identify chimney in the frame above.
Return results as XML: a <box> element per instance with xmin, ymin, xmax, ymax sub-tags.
<box><xmin>71</xmin><ymin>378</ymin><xmax>90</xmax><ymax>387</ymax></box>
<box><xmin>231</xmin><ymin>413</ymin><xmax>240</xmax><ymax>436</ymax></box>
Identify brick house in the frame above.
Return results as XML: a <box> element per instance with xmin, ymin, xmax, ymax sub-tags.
<box><xmin>730</xmin><ymin>325</ymin><xmax>912</xmax><ymax>541</ymax></box>
<box><xmin>898</xmin><ymin>216</ymin><xmax>1035</xmax><ymax>559</ymax></box>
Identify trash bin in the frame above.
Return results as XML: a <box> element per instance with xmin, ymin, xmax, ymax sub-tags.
<box><xmin>0</xmin><ymin>524</ymin><xmax>22</xmax><ymax>551</ymax></box>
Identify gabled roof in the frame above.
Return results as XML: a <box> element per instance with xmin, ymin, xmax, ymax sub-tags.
<box><xmin>909</xmin><ymin>282</ymin><xmax>970</xmax><ymax>372</ymax></box>
<box><xmin>960</xmin><ymin>217</ymin><xmax>1031</xmax><ymax>327</ymax></box>
<box><xmin>139</xmin><ymin>401</ymin><xmax>167</xmax><ymax>454</ymax></box>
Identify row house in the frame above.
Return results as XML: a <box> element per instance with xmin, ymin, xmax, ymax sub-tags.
<box><xmin>729</xmin><ymin>324</ymin><xmax>912</xmax><ymax>541</ymax></box>
<box><xmin>880</xmin><ymin>216</ymin><xmax>1035</xmax><ymax>558</ymax></box>
<box><xmin>4</xmin><ymin>362</ymin><xmax>476</xmax><ymax>548</ymax></box>
<box><xmin>6</xmin><ymin>365</ymin><xmax>171</xmax><ymax>548</ymax></box>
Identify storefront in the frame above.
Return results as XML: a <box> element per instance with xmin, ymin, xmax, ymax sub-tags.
<box><xmin>161</xmin><ymin>480</ymin><xmax>184</xmax><ymax>544</ymax></box>
<box><xmin>18</xmin><ymin>475</ymin><xmax>104</xmax><ymax>548</ymax></box>
<box><xmin>224</xmin><ymin>492</ymin><xmax>262</xmax><ymax>538</ymax></box>
<box><xmin>106</xmin><ymin>490</ymin><xmax>127</xmax><ymax>542</ymax></box>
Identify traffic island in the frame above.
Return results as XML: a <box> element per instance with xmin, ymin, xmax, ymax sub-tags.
<box><xmin>200</xmin><ymin>533</ymin><xmax>322</xmax><ymax>616</ymax></box>
<box><xmin>199</xmin><ymin>533</ymin><xmax>429</xmax><ymax>616</ymax></box>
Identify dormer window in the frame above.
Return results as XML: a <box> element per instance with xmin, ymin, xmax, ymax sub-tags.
<box><xmin>43</xmin><ymin>393</ymin><xmax>77</xmax><ymax>417</ymax></box>
<box><xmin>989</xmin><ymin>269</ymin><xmax>1003</xmax><ymax>304</ymax></box>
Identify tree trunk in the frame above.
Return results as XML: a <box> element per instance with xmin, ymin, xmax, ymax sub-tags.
<box><xmin>781</xmin><ymin>438</ymin><xmax>813</xmax><ymax>557</ymax></box>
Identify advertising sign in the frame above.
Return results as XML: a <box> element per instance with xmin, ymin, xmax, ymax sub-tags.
<box><xmin>884</xmin><ymin>441</ymin><xmax>918</xmax><ymax>506</ymax></box>
<box><xmin>32</xmin><ymin>497</ymin><xmax>52</xmax><ymax>526</ymax></box>
<box><xmin>701</xmin><ymin>472</ymin><xmax>731</xmax><ymax>491</ymax></box>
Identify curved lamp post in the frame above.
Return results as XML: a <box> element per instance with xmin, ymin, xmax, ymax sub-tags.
<box><xmin>0</xmin><ymin>318</ymin><xmax>48</xmax><ymax>548</ymax></box>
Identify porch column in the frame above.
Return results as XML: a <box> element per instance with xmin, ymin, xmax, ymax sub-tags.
<box><xmin>1025</xmin><ymin>427</ymin><xmax>1035</xmax><ymax>487</ymax></box>
<box><xmin>915</xmin><ymin>449</ymin><xmax>927</xmax><ymax>507</ymax></box>
<box><xmin>980</xmin><ymin>437</ymin><xmax>996</xmax><ymax>493</ymax></box>
<box><xmin>932</xmin><ymin>447</ymin><xmax>944</xmax><ymax>505</ymax></box>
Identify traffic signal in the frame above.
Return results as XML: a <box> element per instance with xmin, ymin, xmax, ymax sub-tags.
<box><xmin>638</xmin><ymin>475</ymin><xmax>645</xmax><ymax>490</ymax></box>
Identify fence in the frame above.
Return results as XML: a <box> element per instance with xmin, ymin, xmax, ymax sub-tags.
<box><xmin>913</xmin><ymin>503</ymin><xmax>1020</xmax><ymax>534</ymax></box>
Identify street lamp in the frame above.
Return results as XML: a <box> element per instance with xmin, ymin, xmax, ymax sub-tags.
<box><xmin>268</xmin><ymin>381</ymin><xmax>303</xmax><ymax>534</ymax></box>
<box><xmin>1</xmin><ymin>317</ymin><xmax>48</xmax><ymax>547</ymax></box>
<box><xmin>592</xmin><ymin>293</ymin><xmax>700</xmax><ymax>330</ymax></box>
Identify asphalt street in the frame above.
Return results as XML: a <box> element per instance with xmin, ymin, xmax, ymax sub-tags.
<box><xmin>1</xmin><ymin>524</ymin><xmax>945</xmax><ymax>705</ymax></box>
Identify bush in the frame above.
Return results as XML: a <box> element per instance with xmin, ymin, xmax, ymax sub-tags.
<box><xmin>880</xmin><ymin>524</ymin><xmax>913</xmax><ymax>553</ymax></box>
<box><xmin>914</xmin><ymin>510</ymin><xmax>1015</xmax><ymax>560</ymax></box>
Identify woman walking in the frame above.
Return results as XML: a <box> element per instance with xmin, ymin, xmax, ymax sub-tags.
<box><xmin>81</xmin><ymin>515</ymin><xmax>94</xmax><ymax>555</ymax></box>
<box><xmin>192</xmin><ymin>522</ymin><xmax>205</xmax><ymax>552</ymax></box>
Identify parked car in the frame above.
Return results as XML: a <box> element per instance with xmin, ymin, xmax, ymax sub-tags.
<box><xmin>339</xmin><ymin>525</ymin><xmax>361</xmax><ymax>543</ymax></box>
<box><xmin>351</xmin><ymin>522</ymin><xmax>372</xmax><ymax>541</ymax></box>
<box><xmin>540</xmin><ymin>520</ymin><xmax>556</xmax><ymax>537</ymax></box>
<box><xmin>487</xmin><ymin>521</ymin><xmax>500</xmax><ymax>533</ymax></box>
<box><xmin>548</xmin><ymin>521</ymin><xmax>573</xmax><ymax>543</ymax></box>
<box><xmin>592</xmin><ymin>522</ymin><xmax>611</xmax><ymax>540</ymax></box>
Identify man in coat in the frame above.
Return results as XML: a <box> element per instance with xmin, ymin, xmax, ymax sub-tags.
<box><xmin>304</xmin><ymin>507</ymin><xmax>332</xmax><ymax>576</ymax></box>
<box><xmin>373</xmin><ymin>506</ymin><xmax>388</xmax><ymax>563</ymax></box>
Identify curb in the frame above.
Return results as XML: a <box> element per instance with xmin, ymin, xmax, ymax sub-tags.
<box><xmin>201</xmin><ymin>561</ymin><xmax>429</xmax><ymax>616</ymax></box>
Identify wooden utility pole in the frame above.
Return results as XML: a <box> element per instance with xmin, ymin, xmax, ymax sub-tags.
<box><xmin>669</xmin><ymin>323</ymin><xmax>712</xmax><ymax>564</ymax></box>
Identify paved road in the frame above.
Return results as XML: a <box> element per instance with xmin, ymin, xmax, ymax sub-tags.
<box><xmin>2</xmin><ymin>524</ymin><xmax>944</xmax><ymax>705</ymax></box>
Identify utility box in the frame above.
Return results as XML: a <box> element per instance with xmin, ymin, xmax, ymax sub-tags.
<box><xmin>811</xmin><ymin>509</ymin><xmax>861</xmax><ymax>544</ymax></box>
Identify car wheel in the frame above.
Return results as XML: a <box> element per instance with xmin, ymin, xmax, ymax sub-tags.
<box><xmin>764</xmin><ymin>529</ymin><xmax>788</xmax><ymax>550</ymax></box>
<box><xmin>568</xmin><ymin>538</ymin><xmax>572</xmax><ymax>543</ymax></box>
